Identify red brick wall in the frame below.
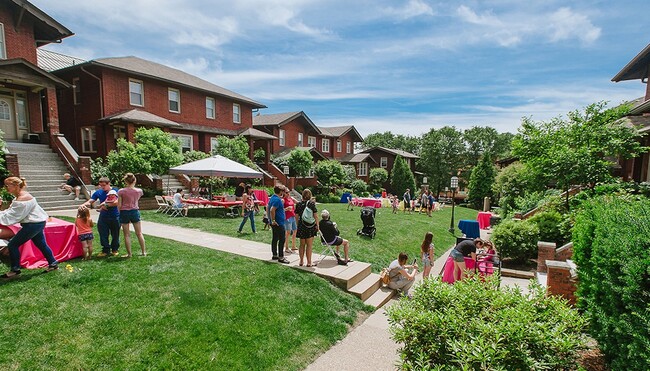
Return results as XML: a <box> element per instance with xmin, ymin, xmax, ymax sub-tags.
<box><xmin>536</xmin><ymin>241</ymin><xmax>557</xmax><ymax>272</ymax></box>
<box><xmin>332</xmin><ymin>132</ymin><xmax>356</xmax><ymax>159</ymax></box>
<box><xmin>546</xmin><ymin>262</ymin><xmax>577</xmax><ymax>306</ymax></box>
<box><xmin>27</xmin><ymin>90</ymin><xmax>43</xmax><ymax>133</ymax></box>
<box><xmin>0</xmin><ymin>6</ymin><xmax>37</xmax><ymax>64</ymax></box>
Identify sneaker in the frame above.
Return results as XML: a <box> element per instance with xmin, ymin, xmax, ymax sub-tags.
<box><xmin>97</xmin><ymin>252</ymin><xmax>108</xmax><ymax>258</ymax></box>
<box><xmin>111</xmin><ymin>251</ymin><xmax>119</xmax><ymax>257</ymax></box>
<box><xmin>74</xmin><ymin>197</ymin><xmax>80</xmax><ymax>201</ymax></box>
<box><xmin>44</xmin><ymin>265</ymin><xmax>59</xmax><ymax>273</ymax></box>
<box><xmin>278</xmin><ymin>257</ymin><xmax>290</xmax><ymax>264</ymax></box>
<box><xmin>271</xmin><ymin>256</ymin><xmax>279</xmax><ymax>260</ymax></box>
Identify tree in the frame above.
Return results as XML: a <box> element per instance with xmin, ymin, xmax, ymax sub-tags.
<box><xmin>361</xmin><ymin>131</ymin><xmax>421</xmax><ymax>155</ymax></box>
<box><xmin>467</xmin><ymin>153</ymin><xmax>497</xmax><ymax>209</ymax></box>
<box><xmin>462</xmin><ymin>126</ymin><xmax>514</xmax><ymax>167</ymax></box>
<box><xmin>417</xmin><ymin>126</ymin><xmax>465</xmax><ymax>196</ymax></box>
<box><xmin>212</xmin><ymin>135</ymin><xmax>255</xmax><ymax>168</ymax></box>
<box><xmin>492</xmin><ymin>162</ymin><xmax>542</xmax><ymax>215</ymax></box>
<box><xmin>390</xmin><ymin>155</ymin><xmax>416</xmax><ymax>199</ymax></box>
<box><xmin>106</xmin><ymin>139</ymin><xmax>151</xmax><ymax>184</ymax></box>
<box><xmin>350</xmin><ymin>179</ymin><xmax>368</xmax><ymax>196</ymax></box>
<box><xmin>314</xmin><ymin>160</ymin><xmax>346</xmax><ymax>187</ymax></box>
<box><xmin>342</xmin><ymin>164</ymin><xmax>357</xmax><ymax>185</ymax></box>
<box><xmin>287</xmin><ymin>149</ymin><xmax>313</xmax><ymax>177</ymax></box>
<box><xmin>133</xmin><ymin>127</ymin><xmax>183</xmax><ymax>175</ymax></box>
<box><xmin>183</xmin><ymin>150</ymin><xmax>210</xmax><ymax>164</ymax></box>
<box><xmin>369</xmin><ymin>167</ymin><xmax>388</xmax><ymax>191</ymax></box>
<box><xmin>512</xmin><ymin>102</ymin><xmax>646</xmax><ymax>204</ymax></box>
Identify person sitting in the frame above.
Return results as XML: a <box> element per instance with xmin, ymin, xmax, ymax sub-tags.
<box><xmin>172</xmin><ymin>188</ymin><xmax>188</xmax><ymax>216</ymax></box>
<box><xmin>318</xmin><ymin>209</ymin><xmax>352</xmax><ymax>265</ymax></box>
<box><xmin>450</xmin><ymin>238</ymin><xmax>484</xmax><ymax>281</ymax></box>
<box><xmin>387</xmin><ymin>252</ymin><xmax>418</xmax><ymax>297</ymax></box>
<box><xmin>60</xmin><ymin>173</ymin><xmax>81</xmax><ymax>201</ymax></box>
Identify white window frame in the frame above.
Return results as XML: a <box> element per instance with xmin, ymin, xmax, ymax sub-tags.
<box><xmin>346</xmin><ymin>141</ymin><xmax>351</xmax><ymax>154</ymax></box>
<box><xmin>72</xmin><ymin>77</ymin><xmax>81</xmax><ymax>105</ymax></box>
<box><xmin>129</xmin><ymin>79</ymin><xmax>144</xmax><ymax>106</ymax></box>
<box><xmin>168</xmin><ymin>88</ymin><xmax>180</xmax><ymax>113</ymax></box>
<box><xmin>0</xmin><ymin>99</ymin><xmax>10</xmax><ymax>121</ymax></box>
<box><xmin>380</xmin><ymin>157</ymin><xmax>388</xmax><ymax>168</ymax></box>
<box><xmin>336</xmin><ymin>140</ymin><xmax>342</xmax><ymax>153</ymax></box>
<box><xmin>171</xmin><ymin>134</ymin><xmax>193</xmax><ymax>153</ymax></box>
<box><xmin>233</xmin><ymin>103</ymin><xmax>241</xmax><ymax>124</ymax></box>
<box><xmin>279</xmin><ymin>129</ymin><xmax>286</xmax><ymax>146</ymax></box>
<box><xmin>16</xmin><ymin>96</ymin><xmax>28</xmax><ymax>129</ymax></box>
<box><xmin>210</xmin><ymin>137</ymin><xmax>219</xmax><ymax>153</ymax></box>
<box><xmin>298</xmin><ymin>133</ymin><xmax>304</xmax><ymax>147</ymax></box>
<box><xmin>81</xmin><ymin>127</ymin><xmax>96</xmax><ymax>153</ymax></box>
<box><xmin>0</xmin><ymin>23</ymin><xmax>6</xmax><ymax>59</ymax></box>
<box><xmin>308</xmin><ymin>167</ymin><xmax>315</xmax><ymax>178</ymax></box>
<box><xmin>322</xmin><ymin>138</ymin><xmax>330</xmax><ymax>153</ymax></box>
<box><xmin>308</xmin><ymin>136</ymin><xmax>316</xmax><ymax>148</ymax></box>
<box><xmin>358</xmin><ymin>162</ymin><xmax>368</xmax><ymax>176</ymax></box>
<box><xmin>206</xmin><ymin>97</ymin><xmax>215</xmax><ymax>119</ymax></box>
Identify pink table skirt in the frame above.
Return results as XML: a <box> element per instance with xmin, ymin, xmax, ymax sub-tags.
<box><xmin>441</xmin><ymin>256</ymin><xmax>495</xmax><ymax>284</ymax></box>
<box><xmin>252</xmin><ymin>190</ymin><xmax>269</xmax><ymax>206</ymax></box>
<box><xmin>354</xmin><ymin>197</ymin><xmax>382</xmax><ymax>208</ymax></box>
<box><xmin>5</xmin><ymin>217</ymin><xmax>83</xmax><ymax>269</ymax></box>
<box><xmin>477</xmin><ymin>211</ymin><xmax>493</xmax><ymax>229</ymax></box>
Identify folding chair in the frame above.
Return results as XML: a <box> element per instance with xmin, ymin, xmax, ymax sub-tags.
<box><xmin>317</xmin><ymin>232</ymin><xmax>340</xmax><ymax>265</ymax></box>
<box><xmin>166</xmin><ymin>198</ymin><xmax>184</xmax><ymax>217</ymax></box>
<box><xmin>155</xmin><ymin>195</ymin><xmax>169</xmax><ymax>213</ymax></box>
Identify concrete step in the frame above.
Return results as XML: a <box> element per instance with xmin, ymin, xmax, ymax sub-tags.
<box><xmin>348</xmin><ymin>273</ymin><xmax>382</xmax><ymax>301</ymax></box>
<box><xmin>331</xmin><ymin>261</ymin><xmax>372</xmax><ymax>290</ymax></box>
<box><xmin>501</xmin><ymin>268</ymin><xmax>535</xmax><ymax>279</ymax></box>
<box><xmin>5</xmin><ymin>143</ymin><xmax>54</xmax><ymax>153</ymax></box>
<box><xmin>28</xmin><ymin>193</ymin><xmax>86</xmax><ymax>202</ymax></box>
<box><xmin>37</xmin><ymin>199</ymin><xmax>87</xmax><ymax>210</ymax></box>
<box><xmin>363</xmin><ymin>286</ymin><xmax>395</xmax><ymax>308</ymax></box>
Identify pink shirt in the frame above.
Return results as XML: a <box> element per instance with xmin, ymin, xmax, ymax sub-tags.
<box><xmin>118</xmin><ymin>187</ymin><xmax>143</xmax><ymax>211</ymax></box>
<box><xmin>283</xmin><ymin>196</ymin><xmax>296</xmax><ymax>219</ymax></box>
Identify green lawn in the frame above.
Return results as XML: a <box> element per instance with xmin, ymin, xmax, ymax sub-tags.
<box><xmin>0</xmin><ymin>232</ymin><xmax>372</xmax><ymax>370</ymax></box>
<box><xmin>142</xmin><ymin>203</ymin><xmax>479</xmax><ymax>272</ymax></box>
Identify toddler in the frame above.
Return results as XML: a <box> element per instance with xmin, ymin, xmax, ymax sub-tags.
<box><xmin>262</xmin><ymin>207</ymin><xmax>270</xmax><ymax>230</ymax></box>
<box><xmin>76</xmin><ymin>208</ymin><xmax>94</xmax><ymax>259</ymax></box>
<box><xmin>391</xmin><ymin>196</ymin><xmax>399</xmax><ymax>214</ymax></box>
<box><xmin>100</xmin><ymin>189</ymin><xmax>118</xmax><ymax>212</ymax></box>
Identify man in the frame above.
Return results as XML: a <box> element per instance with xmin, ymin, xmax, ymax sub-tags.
<box><xmin>268</xmin><ymin>185</ymin><xmax>289</xmax><ymax>264</ymax></box>
<box><xmin>318</xmin><ymin>209</ymin><xmax>352</xmax><ymax>265</ymax></box>
<box><xmin>79</xmin><ymin>177</ymin><xmax>120</xmax><ymax>257</ymax></box>
<box><xmin>60</xmin><ymin>173</ymin><xmax>81</xmax><ymax>201</ymax></box>
<box><xmin>403</xmin><ymin>188</ymin><xmax>412</xmax><ymax>214</ymax></box>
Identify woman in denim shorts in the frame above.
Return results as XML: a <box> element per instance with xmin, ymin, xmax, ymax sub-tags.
<box><xmin>118</xmin><ymin>173</ymin><xmax>146</xmax><ymax>257</ymax></box>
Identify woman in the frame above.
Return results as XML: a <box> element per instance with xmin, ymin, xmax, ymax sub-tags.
<box><xmin>0</xmin><ymin>177</ymin><xmax>58</xmax><ymax>278</ymax></box>
<box><xmin>282</xmin><ymin>186</ymin><xmax>297</xmax><ymax>254</ymax></box>
<box><xmin>420</xmin><ymin>232</ymin><xmax>434</xmax><ymax>278</ymax></box>
<box><xmin>387</xmin><ymin>252</ymin><xmax>418</xmax><ymax>296</ymax></box>
<box><xmin>295</xmin><ymin>188</ymin><xmax>318</xmax><ymax>267</ymax></box>
<box><xmin>450</xmin><ymin>238</ymin><xmax>483</xmax><ymax>281</ymax></box>
<box><xmin>238</xmin><ymin>185</ymin><xmax>256</xmax><ymax>234</ymax></box>
<box><xmin>118</xmin><ymin>173</ymin><xmax>146</xmax><ymax>257</ymax></box>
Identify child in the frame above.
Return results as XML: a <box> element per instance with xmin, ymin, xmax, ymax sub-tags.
<box><xmin>100</xmin><ymin>189</ymin><xmax>118</xmax><ymax>212</ymax></box>
<box><xmin>421</xmin><ymin>232</ymin><xmax>434</xmax><ymax>278</ymax></box>
<box><xmin>76</xmin><ymin>208</ymin><xmax>94</xmax><ymax>260</ymax></box>
<box><xmin>262</xmin><ymin>206</ymin><xmax>270</xmax><ymax>230</ymax></box>
<box><xmin>391</xmin><ymin>196</ymin><xmax>399</xmax><ymax>214</ymax></box>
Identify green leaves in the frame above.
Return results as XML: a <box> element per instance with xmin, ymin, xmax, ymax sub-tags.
<box><xmin>491</xmin><ymin>219</ymin><xmax>540</xmax><ymax>262</ymax></box>
<box><xmin>287</xmin><ymin>149</ymin><xmax>313</xmax><ymax>177</ymax></box>
<box><xmin>467</xmin><ymin>153</ymin><xmax>497</xmax><ymax>209</ymax></box>
<box><xmin>314</xmin><ymin>160</ymin><xmax>346</xmax><ymax>187</ymax></box>
<box><xmin>390</xmin><ymin>155</ymin><xmax>416</xmax><ymax>199</ymax></box>
<box><xmin>212</xmin><ymin>135</ymin><xmax>255</xmax><ymax>169</ymax></box>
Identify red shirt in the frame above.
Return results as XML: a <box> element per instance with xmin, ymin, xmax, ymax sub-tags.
<box><xmin>283</xmin><ymin>195</ymin><xmax>296</xmax><ymax>219</ymax></box>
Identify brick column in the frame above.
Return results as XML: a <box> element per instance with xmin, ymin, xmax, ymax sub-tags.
<box><xmin>190</xmin><ymin>177</ymin><xmax>199</xmax><ymax>196</ymax></box>
<box><xmin>5</xmin><ymin>154</ymin><xmax>19</xmax><ymax>177</ymax></box>
<box><xmin>537</xmin><ymin>241</ymin><xmax>556</xmax><ymax>273</ymax></box>
<box><xmin>78</xmin><ymin>156</ymin><xmax>92</xmax><ymax>185</ymax></box>
<box><xmin>546</xmin><ymin>260</ymin><xmax>577</xmax><ymax>306</ymax></box>
<box><xmin>45</xmin><ymin>87</ymin><xmax>60</xmax><ymax>137</ymax></box>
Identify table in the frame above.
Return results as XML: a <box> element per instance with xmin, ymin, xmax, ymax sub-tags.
<box><xmin>441</xmin><ymin>256</ymin><xmax>495</xmax><ymax>284</ymax></box>
<box><xmin>458</xmin><ymin>219</ymin><xmax>480</xmax><ymax>238</ymax></box>
<box><xmin>354</xmin><ymin>197</ymin><xmax>382</xmax><ymax>208</ymax></box>
<box><xmin>4</xmin><ymin>217</ymin><xmax>83</xmax><ymax>269</ymax></box>
<box><xmin>252</xmin><ymin>190</ymin><xmax>269</xmax><ymax>206</ymax></box>
<box><xmin>477</xmin><ymin>212</ymin><xmax>493</xmax><ymax>229</ymax></box>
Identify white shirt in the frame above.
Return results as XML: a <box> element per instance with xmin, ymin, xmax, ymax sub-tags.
<box><xmin>173</xmin><ymin>193</ymin><xmax>183</xmax><ymax>207</ymax></box>
<box><xmin>0</xmin><ymin>198</ymin><xmax>48</xmax><ymax>225</ymax></box>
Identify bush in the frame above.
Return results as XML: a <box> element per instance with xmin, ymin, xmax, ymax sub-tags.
<box><xmin>388</xmin><ymin>276</ymin><xmax>587</xmax><ymax>370</ymax></box>
<box><xmin>490</xmin><ymin>219</ymin><xmax>539</xmax><ymax>262</ymax></box>
<box><xmin>527</xmin><ymin>210</ymin><xmax>569</xmax><ymax>246</ymax></box>
<box><xmin>573</xmin><ymin>196</ymin><xmax>650</xmax><ymax>370</ymax></box>
<box><xmin>350</xmin><ymin>179</ymin><xmax>367</xmax><ymax>196</ymax></box>
<box><xmin>253</xmin><ymin>148</ymin><xmax>265</xmax><ymax>163</ymax></box>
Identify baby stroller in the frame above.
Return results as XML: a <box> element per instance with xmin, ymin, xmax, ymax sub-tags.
<box><xmin>356</xmin><ymin>206</ymin><xmax>376</xmax><ymax>238</ymax></box>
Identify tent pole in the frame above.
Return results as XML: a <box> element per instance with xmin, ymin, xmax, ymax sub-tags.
<box><xmin>167</xmin><ymin>174</ymin><xmax>170</xmax><ymax>195</ymax></box>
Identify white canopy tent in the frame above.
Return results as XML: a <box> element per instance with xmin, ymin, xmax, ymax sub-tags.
<box><xmin>168</xmin><ymin>155</ymin><xmax>263</xmax><ymax>178</ymax></box>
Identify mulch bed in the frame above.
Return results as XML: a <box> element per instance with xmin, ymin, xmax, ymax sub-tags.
<box><xmin>577</xmin><ymin>347</ymin><xmax>609</xmax><ymax>371</ymax></box>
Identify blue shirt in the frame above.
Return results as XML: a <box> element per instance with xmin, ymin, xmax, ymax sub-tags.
<box><xmin>268</xmin><ymin>194</ymin><xmax>285</xmax><ymax>226</ymax></box>
<box><xmin>91</xmin><ymin>187</ymin><xmax>120</xmax><ymax>218</ymax></box>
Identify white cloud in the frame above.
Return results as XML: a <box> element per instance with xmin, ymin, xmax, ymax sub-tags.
<box><xmin>382</xmin><ymin>0</ymin><xmax>435</xmax><ymax>20</ymax></box>
<box><xmin>546</xmin><ymin>7</ymin><xmax>601</xmax><ymax>44</ymax></box>
<box><xmin>456</xmin><ymin>5</ymin><xmax>501</xmax><ymax>26</ymax></box>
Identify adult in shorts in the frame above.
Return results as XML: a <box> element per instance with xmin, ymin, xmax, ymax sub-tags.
<box><xmin>60</xmin><ymin>173</ymin><xmax>81</xmax><ymax>201</ymax></box>
<box><xmin>118</xmin><ymin>173</ymin><xmax>146</xmax><ymax>257</ymax></box>
<box><xmin>450</xmin><ymin>238</ymin><xmax>484</xmax><ymax>281</ymax></box>
<box><xmin>318</xmin><ymin>209</ymin><xmax>351</xmax><ymax>265</ymax></box>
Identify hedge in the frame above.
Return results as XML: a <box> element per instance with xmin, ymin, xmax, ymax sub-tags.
<box><xmin>573</xmin><ymin>196</ymin><xmax>650</xmax><ymax>370</ymax></box>
<box><xmin>490</xmin><ymin>219</ymin><xmax>539</xmax><ymax>262</ymax></box>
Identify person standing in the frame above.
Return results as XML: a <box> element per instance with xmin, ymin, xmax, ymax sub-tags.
<box><xmin>79</xmin><ymin>177</ymin><xmax>120</xmax><ymax>257</ymax></box>
<box><xmin>295</xmin><ymin>188</ymin><xmax>318</xmax><ymax>267</ymax></box>
<box><xmin>1</xmin><ymin>177</ymin><xmax>58</xmax><ymax>278</ymax></box>
<box><xmin>268</xmin><ymin>185</ymin><xmax>289</xmax><ymax>264</ymax></box>
<box><xmin>450</xmin><ymin>238</ymin><xmax>483</xmax><ymax>281</ymax></box>
<box><xmin>118</xmin><ymin>173</ymin><xmax>146</xmax><ymax>257</ymax></box>
<box><xmin>421</xmin><ymin>232</ymin><xmax>435</xmax><ymax>278</ymax></box>
<box><xmin>403</xmin><ymin>188</ymin><xmax>412</xmax><ymax>214</ymax></box>
<box><xmin>237</xmin><ymin>185</ymin><xmax>257</xmax><ymax>234</ymax></box>
<box><xmin>283</xmin><ymin>186</ymin><xmax>297</xmax><ymax>254</ymax></box>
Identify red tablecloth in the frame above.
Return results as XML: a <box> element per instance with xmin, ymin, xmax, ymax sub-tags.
<box><xmin>441</xmin><ymin>256</ymin><xmax>494</xmax><ymax>284</ymax></box>
<box><xmin>477</xmin><ymin>212</ymin><xmax>493</xmax><ymax>229</ymax></box>
<box><xmin>354</xmin><ymin>197</ymin><xmax>382</xmax><ymax>208</ymax></box>
<box><xmin>209</xmin><ymin>200</ymin><xmax>264</xmax><ymax>208</ymax></box>
<box><xmin>252</xmin><ymin>190</ymin><xmax>269</xmax><ymax>206</ymax></box>
<box><xmin>4</xmin><ymin>217</ymin><xmax>83</xmax><ymax>269</ymax></box>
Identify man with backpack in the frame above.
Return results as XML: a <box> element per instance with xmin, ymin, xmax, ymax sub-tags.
<box><xmin>268</xmin><ymin>185</ymin><xmax>289</xmax><ymax>264</ymax></box>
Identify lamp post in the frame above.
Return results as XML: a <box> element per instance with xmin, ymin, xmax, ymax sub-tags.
<box><xmin>448</xmin><ymin>176</ymin><xmax>459</xmax><ymax>234</ymax></box>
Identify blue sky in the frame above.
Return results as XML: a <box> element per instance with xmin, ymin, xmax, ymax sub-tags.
<box><xmin>39</xmin><ymin>0</ymin><xmax>649</xmax><ymax>136</ymax></box>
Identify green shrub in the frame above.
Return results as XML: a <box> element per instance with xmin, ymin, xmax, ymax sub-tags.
<box><xmin>490</xmin><ymin>219</ymin><xmax>539</xmax><ymax>262</ymax></box>
<box><xmin>350</xmin><ymin>179</ymin><xmax>367</xmax><ymax>196</ymax></box>
<box><xmin>294</xmin><ymin>185</ymin><xmax>304</xmax><ymax>193</ymax></box>
<box><xmin>527</xmin><ymin>210</ymin><xmax>569</xmax><ymax>246</ymax></box>
<box><xmin>573</xmin><ymin>196</ymin><xmax>650</xmax><ymax>370</ymax></box>
<box><xmin>388</xmin><ymin>276</ymin><xmax>588</xmax><ymax>370</ymax></box>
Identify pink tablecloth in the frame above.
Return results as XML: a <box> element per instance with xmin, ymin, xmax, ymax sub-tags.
<box><xmin>477</xmin><ymin>212</ymin><xmax>493</xmax><ymax>229</ymax></box>
<box><xmin>354</xmin><ymin>197</ymin><xmax>382</xmax><ymax>208</ymax></box>
<box><xmin>252</xmin><ymin>190</ymin><xmax>269</xmax><ymax>206</ymax></box>
<box><xmin>5</xmin><ymin>217</ymin><xmax>83</xmax><ymax>269</ymax></box>
<box><xmin>441</xmin><ymin>256</ymin><xmax>494</xmax><ymax>284</ymax></box>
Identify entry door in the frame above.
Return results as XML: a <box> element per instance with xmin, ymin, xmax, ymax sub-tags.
<box><xmin>0</xmin><ymin>98</ymin><xmax>16</xmax><ymax>140</ymax></box>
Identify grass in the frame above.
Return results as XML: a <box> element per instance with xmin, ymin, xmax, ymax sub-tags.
<box><xmin>0</xmin><ymin>230</ymin><xmax>372</xmax><ymax>370</ymax></box>
<box><xmin>141</xmin><ymin>203</ymin><xmax>479</xmax><ymax>272</ymax></box>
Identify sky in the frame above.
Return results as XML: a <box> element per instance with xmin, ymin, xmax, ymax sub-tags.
<box><xmin>38</xmin><ymin>0</ymin><xmax>650</xmax><ymax>136</ymax></box>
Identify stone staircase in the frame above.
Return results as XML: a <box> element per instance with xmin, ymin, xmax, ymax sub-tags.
<box><xmin>161</xmin><ymin>175</ymin><xmax>188</xmax><ymax>196</ymax></box>
<box><xmin>5</xmin><ymin>142</ymin><xmax>87</xmax><ymax>211</ymax></box>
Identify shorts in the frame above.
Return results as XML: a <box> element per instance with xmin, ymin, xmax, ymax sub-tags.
<box><xmin>404</xmin><ymin>200</ymin><xmax>410</xmax><ymax>209</ymax></box>
<box><xmin>450</xmin><ymin>249</ymin><xmax>465</xmax><ymax>262</ymax></box>
<box><xmin>422</xmin><ymin>256</ymin><xmax>432</xmax><ymax>267</ymax></box>
<box><xmin>119</xmin><ymin>209</ymin><xmax>141</xmax><ymax>224</ymax></box>
<box><xmin>284</xmin><ymin>217</ymin><xmax>297</xmax><ymax>232</ymax></box>
<box><xmin>78</xmin><ymin>232</ymin><xmax>94</xmax><ymax>242</ymax></box>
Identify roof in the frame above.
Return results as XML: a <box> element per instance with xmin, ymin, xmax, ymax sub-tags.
<box><xmin>237</xmin><ymin>127</ymin><xmax>277</xmax><ymax>140</ymax></box>
<box><xmin>253</xmin><ymin>111</ymin><xmax>321</xmax><ymax>133</ymax></box>
<box><xmin>56</xmin><ymin>56</ymin><xmax>265</xmax><ymax>108</ymax></box>
<box><xmin>618</xmin><ymin>115</ymin><xmax>650</xmax><ymax>133</ymax></box>
<box><xmin>629</xmin><ymin>97</ymin><xmax>650</xmax><ymax>115</ymax></box>
<box><xmin>273</xmin><ymin>146</ymin><xmax>327</xmax><ymax>161</ymax></box>
<box><xmin>339</xmin><ymin>153</ymin><xmax>377</xmax><ymax>164</ymax></box>
<box><xmin>361</xmin><ymin>146</ymin><xmax>419</xmax><ymax>159</ymax></box>
<box><xmin>612</xmin><ymin>43</ymin><xmax>650</xmax><ymax>82</ymax></box>
<box><xmin>37</xmin><ymin>49</ymin><xmax>86</xmax><ymax>72</ymax></box>
<box><xmin>0</xmin><ymin>58</ymin><xmax>70</xmax><ymax>88</ymax></box>
<box><xmin>8</xmin><ymin>0</ymin><xmax>73</xmax><ymax>46</ymax></box>
<box><xmin>318</xmin><ymin>125</ymin><xmax>364</xmax><ymax>141</ymax></box>
<box><xmin>175</xmin><ymin>122</ymin><xmax>239</xmax><ymax>136</ymax></box>
<box><xmin>97</xmin><ymin>109</ymin><xmax>181</xmax><ymax>128</ymax></box>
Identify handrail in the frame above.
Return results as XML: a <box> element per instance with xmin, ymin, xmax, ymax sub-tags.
<box><xmin>52</xmin><ymin>134</ymin><xmax>91</xmax><ymax>199</ymax></box>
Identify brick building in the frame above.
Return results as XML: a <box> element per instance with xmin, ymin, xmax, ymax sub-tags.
<box><xmin>342</xmin><ymin>146</ymin><xmax>419</xmax><ymax>190</ymax></box>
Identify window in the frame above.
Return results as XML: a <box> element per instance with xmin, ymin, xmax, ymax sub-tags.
<box><xmin>298</xmin><ymin>133</ymin><xmax>303</xmax><ymax>147</ymax></box>
<box><xmin>171</xmin><ymin>134</ymin><xmax>193</xmax><ymax>153</ymax></box>
<box><xmin>113</xmin><ymin>125</ymin><xmax>126</xmax><ymax>140</ymax></box>
<box><xmin>278</xmin><ymin>129</ymin><xmax>286</xmax><ymax>146</ymax></box>
<box><xmin>168</xmin><ymin>88</ymin><xmax>180</xmax><ymax>113</ymax></box>
<box><xmin>129</xmin><ymin>79</ymin><xmax>143</xmax><ymax>106</ymax></box>
<box><xmin>81</xmin><ymin>127</ymin><xmax>96</xmax><ymax>152</ymax></box>
<box><xmin>16</xmin><ymin>97</ymin><xmax>27</xmax><ymax>129</ymax></box>
<box><xmin>72</xmin><ymin>77</ymin><xmax>81</xmax><ymax>105</ymax></box>
<box><xmin>380</xmin><ymin>157</ymin><xmax>388</xmax><ymax>168</ymax></box>
<box><xmin>308</xmin><ymin>167</ymin><xmax>315</xmax><ymax>178</ymax></box>
<box><xmin>0</xmin><ymin>99</ymin><xmax>10</xmax><ymax>120</ymax></box>
<box><xmin>308</xmin><ymin>136</ymin><xmax>316</xmax><ymax>148</ymax></box>
<box><xmin>346</xmin><ymin>141</ymin><xmax>351</xmax><ymax>153</ymax></box>
<box><xmin>322</xmin><ymin>138</ymin><xmax>330</xmax><ymax>152</ymax></box>
<box><xmin>233</xmin><ymin>103</ymin><xmax>241</xmax><ymax>123</ymax></box>
<box><xmin>210</xmin><ymin>137</ymin><xmax>219</xmax><ymax>153</ymax></box>
<box><xmin>206</xmin><ymin>97</ymin><xmax>215</xmax><ymax>119</ymax></box>
<box><xmin>0</xmin><ymin>23</ymin><xmax>6</xmax><ymax>59</ymax></box>
<box><xmin>358</xmin><ymin>162</ymin><xmax>368</xmax><ymax>176</ymax></box>
<box><xmin>336</xmin><ymin>140</ymin><xmax>342</xmax><ymax>152</ymax></box>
